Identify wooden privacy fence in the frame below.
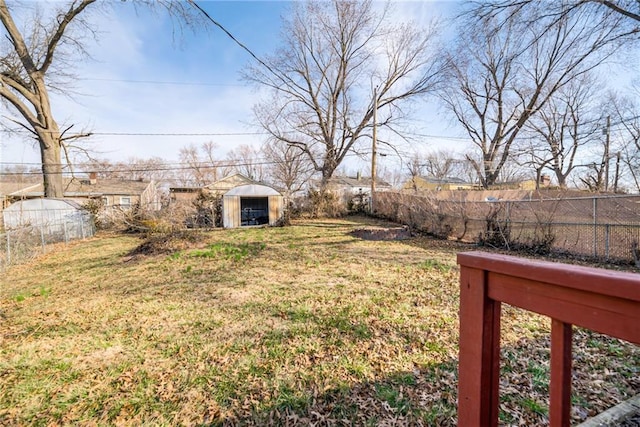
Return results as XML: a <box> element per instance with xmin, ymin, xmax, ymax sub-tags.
<box><xmin>457</xmin><ymin>252</ymin><xmax>640</xmax><ymax>427</ymax></box>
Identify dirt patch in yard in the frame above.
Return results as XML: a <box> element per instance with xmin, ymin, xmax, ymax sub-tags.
<box><xmin>124</xmin><ymin>230</ymin><xmax>208</xmax><ymax>259</ymax></box>
<box><xmin>350</xmin><ymin>226</ymin><xmax>412</xmax><ymax>241</ymax></box>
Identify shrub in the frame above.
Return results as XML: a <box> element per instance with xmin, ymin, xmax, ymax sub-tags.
<box><xmin>305</xmin><ymin>188</ymin><xmax>347</xmax><ymax>218</ymax></box>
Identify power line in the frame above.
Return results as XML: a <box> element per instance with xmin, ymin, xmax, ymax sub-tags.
<box><xmin>0</xmin><ymin>153</ymin><xmax>366</xmax><ymax>175</ymax></box>
<box><xmin>90</xmin><ymin>132</ymin><xmax>265</xmax><ymax>137</ymax></box>
<box><xmin>187</xmin><ymin>0</ymin><xmax>280</xmax><ymax>78</ymax></box>
<box><xmin>0</xmin><ymin>130</ymin><xmax>267</xmax><ymax>137</ymax></box>
<box><xmin>79</xmin><ymin>78</ymin><xmax>245</xmax><ymax>87</ymax></box>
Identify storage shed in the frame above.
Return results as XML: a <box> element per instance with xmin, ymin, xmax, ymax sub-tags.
<box><xmin>222</xmin><ymin>184</ymin><xmax>284</xmax><ymax>228</ymax></box>
<box><xmin>3</xmin><ymin>198</ymin><xmax>94</xmax><ymax>240</ymax></box>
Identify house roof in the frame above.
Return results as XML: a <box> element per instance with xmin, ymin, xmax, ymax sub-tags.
<box><xmin>5</xmin><ymin>177</ymin><xmax>153</xmax><ymax>198</ymax></box>
<box><xmin>206</xmin><ymin>173</ymin><xmax>259</xmax><ymax>192</ymax></box>
<box><xmin>417</xmin><ymin>176</ymin><xmax>471</xmax><ymax>185</ymax></box>
<box><xmin>0</xmin><ymin>182</ymin><xmax>41</xmax><ymax>196</ymax></box>
<box><xmin>327</xmin><ymin>175</ymin><xmax>392</xmax><ymax>188</ymax></box>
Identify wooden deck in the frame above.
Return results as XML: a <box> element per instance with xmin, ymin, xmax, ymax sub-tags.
<box><xmin>457</xmin><ymin>252</ymin><xmax>640</xmax><ymax>427</ymax></box>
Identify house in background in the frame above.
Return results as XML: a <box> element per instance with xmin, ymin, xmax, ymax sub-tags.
<box><xmin>169</xmin><ymin>173</ymin><xmax>258</xmax><ymax>205</ymax></box>
<box><xmin>402</xmin><ymin>176</ymin><xmax>478</xmax><ymax>192</ymax></box>
<box><xmin>3</xmin><ymin>173</ymin><xmax>161</xmax><ymax>212</ymax></box>
<box><xmin>1</xmin><ymin>182</ymin><xmax>41</xmax><ymax>210</ymax></box>
<box><xmin>324</xmin><ymin>173</ymin><xmax>393</xmax><ymax>197</ymax></box>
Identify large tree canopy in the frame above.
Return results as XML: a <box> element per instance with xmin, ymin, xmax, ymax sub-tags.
<box><xmin>1</xmin><ymin>0</ymin><xmax>99</xmax><ymax>197</ymax></box>
<box><xmin>440</xmin><ymin>1</ymin><xmax>635</xmax><ymax>188</ymax></box>
<box><xmin>245</xmin><ymin>0</ymin><xmax>443</xmax><ymax>189</ymax></box>
<box><xmin>0</xmin><ymin>0</ymin><xmax>198</xmax><ymax>197</ymax></box>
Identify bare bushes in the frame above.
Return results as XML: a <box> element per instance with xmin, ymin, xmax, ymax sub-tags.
<box><xmin>376</xmin><ymin>191</ymin><xmax>561</xmax><ymax>256</ymax></box>
<box><xmin>375</xmin><ymin>192</ymin><xmax>465</xmax><ymax>240</ymax></box>
<box><xmin>188</xmin><ymin>190</ymin><xmax>222</xmax><ymax>228</ymax></box>
<box><xmin>303</xmin><ymin>189</ymin><xmax>348</xmax><ymax>218</ymax></box>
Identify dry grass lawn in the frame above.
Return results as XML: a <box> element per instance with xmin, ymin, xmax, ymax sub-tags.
<box><xmin>0</xmin><ymin>216</ymin><xmax>638</xmax><ymax>426</ymax></box>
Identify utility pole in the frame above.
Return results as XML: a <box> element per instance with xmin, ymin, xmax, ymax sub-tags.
<box><xmin>604</xmin><ymin>115</ymin><xmax>610</xmax><ymax>192</ymax></box>
<box><xmin>371</xmin><ymin>86</ymin><xmax>378</xmax><ymax>213</ymax></box>
<box><xmin>613</xmin><ymin>151</ymin><xmax>621</xmax><ymax>193</ymax></box>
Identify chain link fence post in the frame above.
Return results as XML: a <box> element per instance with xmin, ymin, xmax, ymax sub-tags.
<box><xmin>593</xmin><ymin>197</ymin><xmax>598</xmax><ymax>258</ymax></box>
<box><xmin>6</xmin><ymin>230</ymin><xmax>11</xmax><ymax>265</ymax></box>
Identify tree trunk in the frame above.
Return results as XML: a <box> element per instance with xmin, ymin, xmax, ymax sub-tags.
<box><xmin>32</xmin><ymin>74</ymin><xmax>65</xmax><ymax>198</ymax></box>
<box><xmin>39</xmin><ymin>130</ymin><xmax>64</xmax><ymax>198</ymax></box>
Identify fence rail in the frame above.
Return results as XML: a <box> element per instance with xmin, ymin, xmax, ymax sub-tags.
<box><xmin>457</xmin><ymin>252</ymin><xmax>640</xmax><ymax>426</ymax></box>
<box><xmin>0</xmin><ymin>219</ymin><xmax>95</xmax><ymax>270</ymax></box>
<box><xmin>375</xmin><ymin>192</ymin><xmax>640</xmax><ymax>264</ymax></box>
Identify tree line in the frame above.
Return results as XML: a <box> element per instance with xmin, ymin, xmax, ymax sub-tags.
<box><xmin>2</xmin><ymin>0</ymin><xmax>640</xmax><ymax>197</ymax></box>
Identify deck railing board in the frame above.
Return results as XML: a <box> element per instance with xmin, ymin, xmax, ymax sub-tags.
<box><xmin>457</xmin><ymin>251</ymin><xmax>640</xmax><ymax>427</ymax></box>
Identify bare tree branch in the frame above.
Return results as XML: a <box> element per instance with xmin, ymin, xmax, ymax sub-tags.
<box><xmin>246</xmin><ymin>0</ymin><xmax>444</xmax><ymax>189</ymax></box>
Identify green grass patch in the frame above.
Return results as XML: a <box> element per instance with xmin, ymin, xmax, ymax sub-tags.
<box><xmin>189</xmin><ymin>241</ymin><xmax>266</xmax><ymax>260</ymax></box>
<box><xmin>1</xmin><ymin>217</ymin><xmax>638</xmax><ymax>426</ymax></box>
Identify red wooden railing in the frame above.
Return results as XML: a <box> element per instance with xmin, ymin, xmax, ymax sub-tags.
<box><xmin>457</xmin><ymin>252</ymin><xmax>640</xmax><ymax>427</ymax></box>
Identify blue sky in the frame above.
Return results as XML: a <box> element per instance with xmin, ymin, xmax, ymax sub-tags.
<box><xmin>0</xmin><ymin>1</ymin><xmax>464</xmax><ymax>174</ymax></box>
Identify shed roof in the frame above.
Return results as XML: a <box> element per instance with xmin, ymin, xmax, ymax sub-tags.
<box><xmin>224</xmin><ymin>184</ymin><xmax>282</xmax><ymax>197</ymax></box>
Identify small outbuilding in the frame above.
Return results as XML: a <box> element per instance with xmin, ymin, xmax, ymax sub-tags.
<box><xmin>222</xmin><ymin>184</ymin><xmax>284</xmax><ymax>228</ymax></box>
<box><xmin>2</xmin><ymin>198</ymin><xmax>94</xmax><ymax>240</ymax></box>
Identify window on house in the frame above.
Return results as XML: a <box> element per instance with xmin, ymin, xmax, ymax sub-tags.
<box><xmin>102</xmin><ymin>197</ymin><xmax>109</xmax><ymax>206</ymax></box>
<box><xmin>120</xmin><ymin>196</ymin><xmax>132</xmax><ymax>206</ymax></box>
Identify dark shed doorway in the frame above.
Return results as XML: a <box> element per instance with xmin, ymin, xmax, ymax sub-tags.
<box><xmin>241</xmin><ymin>197</ymin><xmax>269</xmax><ymax>226</ymax></box>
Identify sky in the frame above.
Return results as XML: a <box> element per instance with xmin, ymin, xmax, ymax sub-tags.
<box><xmin>0</xmin><ymin>0</ymin><xmax>463</xmax><ymax>176</ymax></box>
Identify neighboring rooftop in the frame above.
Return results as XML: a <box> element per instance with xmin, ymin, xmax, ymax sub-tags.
<box><xmin>4</xmin><ymin>177</ymin><xmax>153</xmax><ymax>198</ymax></box>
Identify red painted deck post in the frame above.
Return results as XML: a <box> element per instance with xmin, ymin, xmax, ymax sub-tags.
<box><xmin>458</xmin><ymin>251</ymin><xmax>640</xmax><ymax>426</ymax></box>
<box><xmin>458</xmin><ymin>265</ymin><xmax>502</xmax><ymax>426</ymax></box>
<box><xmin>550</xmin><ymin>319</ymin><xmax>573</xmax><ymax>427</ymax></box>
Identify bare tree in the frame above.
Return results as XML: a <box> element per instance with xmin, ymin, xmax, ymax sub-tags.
<box><xmin>177</xmin><ymin>142</ymin><xmax>222</xmax><ymax>186</ymax></box>
<box><xmin>615</xmin><ymin>98</ymin><xmax>640</xmax><ymax>192</ymax></box>
<box><xmin>0</xmin><ymin>163</ymin><xmax>40</xmax><ymax>183</ymax></box>
<box><xmin>441</xmin><ymin>2</ymin><xmax>632</xmax><ymax>188</ymax></box>
<box><xmin>263</xmin><ymin>140</ymin><xmax>315</xmax><ymax>198</ymax></box>
<box><xmin>245</xmin><ymin>0</ymin><xmax>443</xmax><ymax>191</ymax></box>
<box><xmin>226</xmin><ymin>144</ymin><xmax>266</xmax><ymax>182</ymax></box>
<box><xmin>421</xmin><ymin>149</ymin><xmax>465</xmax><ymax>180</ymax></box>
<box><xmin>0</xmin><ymin>0</ymin><xmax>199</xmax><ymax>197</ymax></box>
<box><xmin>0</xmin><ymin>0</ymin><xmax>98</xmax><ymax>197</ymax></box>
<box><xmin>81</xmin><ymin>157</ymin><xmax>172</xmax><ymax>182</ymax></box>
<box><xmin>522</xmin><ymin>75</ymin><xmax>602</xmax><ymax>188</ymax></box>
<box><xmin>472</xmin><ymin>0</ymin><xmax>640</xmax><ymax>25</ymax></box>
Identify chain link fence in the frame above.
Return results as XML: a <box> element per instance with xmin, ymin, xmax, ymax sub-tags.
<box><xmin>375</xmin><ymin>192</ymin><xmax>640</xmax><ymax>264</ymax></box>
<box><xmin>0</xmin><ymin>212</ymin><xmax>95</xmax><ymax>270</ymax></box>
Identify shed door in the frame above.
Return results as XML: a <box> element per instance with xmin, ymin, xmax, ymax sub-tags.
<box><xmin>240</xmin><ymin>197</ymin><xmax>269</xmax><ymax>226</ymax></box>
<box><xmin>268</xmin><ymin>196</ymin><xmax>283</xmax><ymax>225</ymax></box>
<box><xmin>223</xmin><ymin>196</ymin><xmax>240</xmax><ymax>228</ymax></box>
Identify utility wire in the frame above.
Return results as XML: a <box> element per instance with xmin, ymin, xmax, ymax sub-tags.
<box><xmin>0</xmin><ymin>130</ymin><xmax>268</xmax><ymax>137</ymax></box>
<box><xmin>79</xmin><ymin>77</ymin><xmax>245</xmax><ymax>87</ymax></box>
<box><xmin>187</xmin><ymin>0</ymin><xmax>279</xmax><ymax>78</ymax></box>
<box><xmin>89</xmin><ymin>132</ymin><xmax>265</xmax><ymax>137</ymax></box>
<box><xmin>0</xmin><ymin>153</ymin><xmax>366</xmax><ymax>175</ymax></box>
